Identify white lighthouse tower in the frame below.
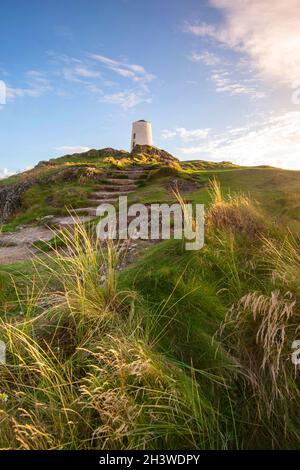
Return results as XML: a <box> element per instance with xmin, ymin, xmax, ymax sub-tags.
<box><xmin>131</xmin><ymin>120</ymin><xmax>153</xmax><ymax>150</ymax></box>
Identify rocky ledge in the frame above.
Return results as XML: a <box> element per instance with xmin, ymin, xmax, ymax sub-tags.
<box><xmin>0</xmin><ymin>180</ymin><xmax>35</xmax><ymax>224</ymax></box>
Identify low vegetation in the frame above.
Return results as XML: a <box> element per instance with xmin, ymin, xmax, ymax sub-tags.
<box><xmin>0</xmin><ymin>178</ymin><xmax>299</xmax><ymax>449</ymax></box>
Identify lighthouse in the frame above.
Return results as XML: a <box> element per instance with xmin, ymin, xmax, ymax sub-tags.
<box><xmin>131</xmin><ymin>120</ymin><xmax>153</xmax><ymax>150</ymax></box>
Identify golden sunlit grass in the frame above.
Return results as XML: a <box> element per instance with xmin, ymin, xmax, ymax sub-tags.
<box><xmin>219</xmin><ymin>290</ymin><xmax>298</xmax><ymax>413</ymax></box>
<box><xmin>207</xmin><ymin>177</ymin><xmax>265</xmax><ymax>238</ymax></box>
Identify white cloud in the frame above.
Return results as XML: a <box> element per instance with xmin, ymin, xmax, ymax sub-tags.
<box><xmin>89</xmin><ymin>54</ymin><xmax>156</xmax><ymax>84</ymax></box>
<box><xmin>48</xmin><ymin>54</ymin><xmax>105</xmax><ymax>93</ymax></box>
<box><xmin>55</xmin><ymin>146</ymin><xmax>91</xmax><ymax>154</ymax></box>
<box><xmin>184</xmin><ymin>22</ymin><xmax>223</xmax><ymax>40</ymax></box>
<box><xmin>57</xmin><ymin>53</ymin><xmax>156</xmax><ymax>108</ymax></box>
<box><xmin>84</xmin><ymin>83</ymin><xmax>103</xmax><ymax>95</ymax></box>
<box><xmin>161</xmin><ymin>129</ymin><xmax>177</xmax><ymax>139</ymax></box>
<box><xmin>185</xmin><ymin>0</ymin><xmax>300</xmax><ymax>85</ymax></box>
<box><xmin>62</xmin><ymin>65</ymin><xmax>101</xmax><ymax>82</ymax></box>
<box><xmin>161</xmin><ymin>127</ymin><xmax>210</xmax><ymax>141</ymax></box>
<box><xmin>210</xmin><ymin>70</ymin><xmax>266</xmax><ymax>98</ymax></box>
<box><xmin>101</xmin><ymin>91</ymin><xmax>151</xmax><ymax>109</ymax></box>
<box><xmin>7</xmin><ymin>71</ymin><xmax>52</xmax><ymax>100</ymax></box>
<box><xmin>46</xmin><ymin>52</ymin><xmax>154</xmax><ymax>108</ymax></box>
<box><xmin>187</xmin><ymin>42</ymin><xmax>266</xmax><ymax>99</ymax></box>
<box><xmin>189</xmin><ymin>50</ymin><xmax>222</xmax><ymax>65</ymax></box>
<box><xmin>179</xmin><ymin>111</ymin><xmax>300</xmax><ymax>170</ymax></box>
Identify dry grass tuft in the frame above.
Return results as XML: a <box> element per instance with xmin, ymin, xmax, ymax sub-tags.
<box><xmin>219</xmin><ymin>289</ymin><xmax>299</xmax><ymax>417</ymax></box>
<box><xmin>206</xmin><ymin>178</ymin><xmax>265</xmax><ymax>238</ymax></box>
<box><xmin>262</xmin><ymin>234</ymin><xmax>300</xmax><ymax>291</ymax></box>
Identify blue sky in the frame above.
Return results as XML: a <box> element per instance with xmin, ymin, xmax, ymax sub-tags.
<box><xmin>1</xmin><ymin>0</ymin><xmax>300</xmax><ymax>175</ymax></box>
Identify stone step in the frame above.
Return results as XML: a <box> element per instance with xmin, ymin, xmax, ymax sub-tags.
<box><xmin>99</xmin><ymin>184</ymin><xmax>137</xmax><ymax>192</ymax></box>
<box><xmin>106</xmin><ymin>171</ymin><xmax>146</xmax><ymax>179</ymax></box>
<box><xmin>88</xmin><ymin>198</ymin><xmax>118</xmax><ymax>204</ymax></box>
<box><xmin>51</xmin><ymin>215</ymin><xmax>94</xmax><ymax>228</ymax></box>
<box><xmin>105</xmin><ymin>178</ymin><xmax>137</xmax><ymax>185</ymax></box>
<box><xmin>71</xmin><ymin>207</ymin><xmax>98</xmax><ymax>216</ymax></box>
<box><xmin>91</xmin><ymin>190</ymin><xmax>133</xmax><ymax>198</ymax></box>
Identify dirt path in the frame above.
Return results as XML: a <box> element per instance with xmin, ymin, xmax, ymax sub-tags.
<box><xmin>0</xmin><ymin>226</ymin><xmax>55</xmax><ymax>246</ymax></box>
<box><xmin>0</xmin><ymin>226</ymin><xmax>54</xmax><ymax>265</ymax></box>
<box><xmin>0</xmin><ymin>245</ymin><xmax>35</xmax><ymax>264</ymax></box>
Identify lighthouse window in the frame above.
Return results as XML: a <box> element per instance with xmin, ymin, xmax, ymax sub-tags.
<box><xmin>133</xmin><ymin>133</ymin><xmax>136</xmax><ymax>139</ymax></box>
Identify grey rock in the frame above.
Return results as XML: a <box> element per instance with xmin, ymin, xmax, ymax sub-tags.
<box><xmin>0</xmin><ymin>180</ymin><xmax>35</xmax><ymax>224</ymax></box>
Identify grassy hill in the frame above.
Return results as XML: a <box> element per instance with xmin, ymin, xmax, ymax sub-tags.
<box><xmin>0</xmin><ymin>146</ymin><xmax>299</xmax><ymax>450</ymax></box>
<box><xmin>1</xmin><ymin>146</ymin><xmax>300</xmax><ymax>232</ymax></box>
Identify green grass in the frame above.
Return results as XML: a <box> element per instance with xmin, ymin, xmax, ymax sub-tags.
<box><xmin>126</xmin><ymin>165</ymin><xmax>300</xmax><ymax>233</ymax></box>
<box><xmin>0</xmin><ymin>258</ymin><xmax>54</xmax><ymax>319</ymax></box>
<box><xmin>0</xmin><ymin>182</ymin><xmax>299</xmax><ymax>449</ymax></box>
<box><xmin>179</xmin><ymin>168</ymin><xmax>300</xmax><ymax>232</ymax></box>
<box><xmin>1</xmin><ymin>181</ymin><xmax>100</xmax><ymax>232</ymax></box>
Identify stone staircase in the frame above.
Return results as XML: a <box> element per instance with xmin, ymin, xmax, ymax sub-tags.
<box><xmin>0</xmin><ymin>167</ymin><xmax>149</xmax><ymax>263</ymax></box>
<box><xmin>52</xmin><ymin>168</ymin><xmax>146</xmax><ymax>226</ymax></box>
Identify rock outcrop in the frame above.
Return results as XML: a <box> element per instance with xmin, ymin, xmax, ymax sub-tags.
<box><xmin>0</xmin><ymin>180</ymin><xmax>35</xmax><ymax>224</ymax></box>
<box><xmin>131</xmin><ymin>145</ymin><xmax>179</xmax><ymax>164</ymax></box>
<box><xmin>46</xmin><ymin>148</ymin><xmax>129</xmax><ymax>165</ymax></box>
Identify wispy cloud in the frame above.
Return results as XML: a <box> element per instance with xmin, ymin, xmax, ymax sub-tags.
<box><xmin>87</xmin><ymin>54</ymin><xmax>155</xmax><ymax>108</ymax></box>
<box><xmin>189</xmin><ymin>50</ymin><xmax>222</xmax><ymax>66</ymax></box>
<box><xmin>187</xmin><ymin>41</ymin><xmax>266</xmax><ymax>99</ymax></box>
<box><xmin>161</xmin><ymin>127</ymin><xmax>210</xmax><ymax>141</ymax></box>
<box><xmin>50</xmin><ymin>52</ymin><xmax>155</xmax><ymax>109</ymax></box>
<box><xmin>210</xmin><ymin>70</ymin><xmax>266</xmax><ymax>98</ymax></box>
<box><xmin>3</xmin><ymin>51</ymin><xmax>155</xmax><ymax>109</ymax></box>
<box><xmin>7</xmin><ymin>71</ymin><xmax>52</xmax><ymax>100</ymax></box>
<box><xmin>55</xmin><ymin>146</ymin><xmax>91</xmax><ymax>154</ymax></box>
<box><xmin>186</xmin><ymin>35</ymin><xmax>267</xmax><ymax>99</ymax></box>
<box><xmin>185</xmin><ymin>0</ymin><xmax>300</xmax><ymax>86</ymax></box>
<box><xmin>62</xmin><ymin>65</ymin><xmax>101</xmax><ymax>82</ymax></box>
<box><xmin>89</xmin><ymin>53</ymin><xmax>156</xmax><ymax>85</ymax></box>
<box><xmin>101</xmin><ymin>91</ymin><xmax>151</xmax><ymax>109</ymax></box>
<box><xmin>179</xmin><ymin>111</ymin><xmax>300</xmax><ymax>170</ymax></box>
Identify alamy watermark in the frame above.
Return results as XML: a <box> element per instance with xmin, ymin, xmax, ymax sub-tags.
<box><xmin>95</xmin><ymin>196</ymin><xmax>205</xmax><ymax>251</ymax></box>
